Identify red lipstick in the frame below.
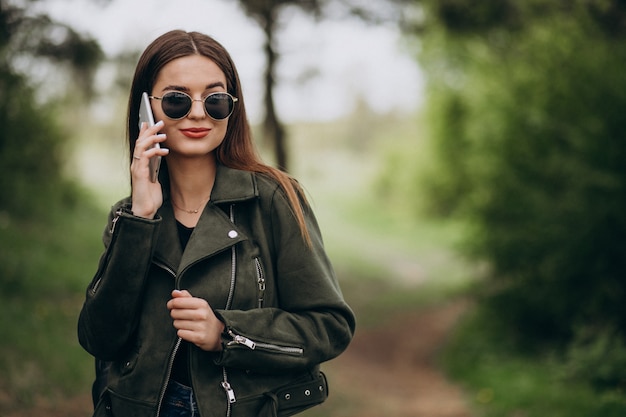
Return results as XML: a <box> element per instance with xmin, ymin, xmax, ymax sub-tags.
<box><xmin>180</xmin><ymin>128</ymin><xmax>210</xmax><ymax>139</ymax></box>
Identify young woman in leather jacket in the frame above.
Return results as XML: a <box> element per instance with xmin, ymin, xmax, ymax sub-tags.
<box><xmin>77</xmin><ymin>30</ymin><xmax>355</xmax><ymax>417</ymax></box>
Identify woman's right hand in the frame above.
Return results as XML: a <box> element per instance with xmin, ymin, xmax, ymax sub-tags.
<box><xmin>131</xmin><ymin>120</ymin><xmax>169</xmax><ymax>219</ymax></box>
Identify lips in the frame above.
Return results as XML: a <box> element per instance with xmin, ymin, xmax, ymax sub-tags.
<box><xmin>180</xmin><ymin>128</ymin><xmax>211</xmax><ymax>139</ymax></box>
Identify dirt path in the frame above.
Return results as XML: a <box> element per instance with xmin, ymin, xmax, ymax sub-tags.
<box><xmin>318</xmin><ymin>299</ymin><xmax>475</xmax><ymax>417</ymax></box>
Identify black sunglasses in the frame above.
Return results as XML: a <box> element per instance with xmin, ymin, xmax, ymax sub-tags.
<box><xmin>150</xmin><ymin>91</ymin><xmax>238</xmax><ymax>120</ymax></box>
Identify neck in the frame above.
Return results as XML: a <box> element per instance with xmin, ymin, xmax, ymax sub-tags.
<box><xmin>167</xmin><ymin>154</ymin><xmax>217</xmax><ymax>209</ymax></box>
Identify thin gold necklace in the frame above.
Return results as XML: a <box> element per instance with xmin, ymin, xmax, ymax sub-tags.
<box><xmin>171</xmin><ymin>196</ymin><xmax>209</xmax><ymax>214</ymax></box>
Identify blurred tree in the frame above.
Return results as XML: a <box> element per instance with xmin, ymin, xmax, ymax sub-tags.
<box><xmin>237</xmin><ymin>0</ymin><xmax>323</xmax><ymax>171</ymax></box>
<box><xmin>237</xmin><ymin>0</ymin><xmax>406</xmax><ymax>171</ymax></box>
<box><xmin>0</xmin><ymin>0</ymin><xmax>104</xmax><ymax>216</ymax></box>
<box><xmin>402</xmin><ymin>0</ymin><xmax>626</xmax><ymax>360</ymax></box>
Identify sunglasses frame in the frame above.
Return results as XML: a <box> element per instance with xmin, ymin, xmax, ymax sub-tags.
<box><xmin>150</xmin><ymin>91</ymin><xmax>239</xmax><ymax>121</ymax></box>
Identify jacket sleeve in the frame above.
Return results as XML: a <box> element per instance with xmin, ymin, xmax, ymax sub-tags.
<box><xmin>77</xmin><ymin>201</ymin><xmax>161</xmax><ymax>360</ymax></box>
<box><xmin>214</xmin><ymin>185</ymin><xmax>356</xmax><ymax>373</ymax></box>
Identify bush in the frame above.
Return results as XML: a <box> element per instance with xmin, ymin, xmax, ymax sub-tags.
<box><xmin>563</xmin><ymin>326</ymin><xmax>626</xmax><ymax>391</ymax></box>
<box><xmin>0</xmin><ymin>68</ymin><xmax>72</xmax><ymax>218</ymax></box>
<box><xmin>406</xmin><ymin>4</ymin><xmax>626</xmax><ymax>348</ymax></box>
<box><xmin>442</xmin><ymin>309</ymin><xmax>626</xmax><ymax>417</ymax></box>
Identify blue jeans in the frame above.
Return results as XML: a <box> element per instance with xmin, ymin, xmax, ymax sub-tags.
<box><xmin>160</xmin><ymin>380</ymin><xmax>199</xmax><ymax>417</ymax></box>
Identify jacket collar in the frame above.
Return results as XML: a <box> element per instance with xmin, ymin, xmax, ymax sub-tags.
<box><xmin>210</xmin><ymin>163</ymin><xmax>259</xmax><ymax>204</ymax></box>
<box><xmin>154</xmin><ymin>164</ymin><xmax>258</xmax><ymax>276</ymax></box>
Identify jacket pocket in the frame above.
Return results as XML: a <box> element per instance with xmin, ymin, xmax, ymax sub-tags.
<box><xmin>226</xmin><ymin>329</ymin><xmax>304</xmax><ymax>356</ymax></box>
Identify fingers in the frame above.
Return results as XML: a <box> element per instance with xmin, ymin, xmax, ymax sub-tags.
<box><xmin>167</xmin><ymin>290</ymin><xmax>208</xmax><ymax>318</ymax></box>
<box><xmin>167</xmin><ymin>290</ymin><xmax>192</xmax><ymax>309</ymax></box>
<box><xmin>172</xmin><ymin>289</ymin><xmax>192</xmax><ymax>298</ymax></box>
<box><xmin>134</xmin><ymin>121</ymin><xmax>168</xmax><ymax>161</ymax></box>
<box><xmin>168</xmin><ymin>300</ymin><xmax>209</xmax><ymax>318</ymax></box>
<box><xmin>140</xmin><ymin>119</ymin><xmax>164</xmax><ymax>136</ymax></box>
<box><xmin>166</xmin><ymin>291</ymin><xmax>225</xmax><ymax>351</ymax></box>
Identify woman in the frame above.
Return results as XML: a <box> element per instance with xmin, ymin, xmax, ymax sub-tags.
<box><xmin>78</xmin><ymin>30</ymin><xmax>355</xmax><ymax>417</ymax></box>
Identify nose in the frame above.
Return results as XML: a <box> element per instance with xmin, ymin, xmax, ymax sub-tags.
<box><xmin>187</xmin><ymin>97</ymin><xmax>206</xmax><ymax>119</ymax></box>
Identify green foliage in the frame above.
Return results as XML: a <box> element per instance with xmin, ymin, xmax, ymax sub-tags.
<box><xmin>563</xmin><ymin>326</ymin><xmax>626</xmax><ymax>390</ymax></box>
<box><xmin>0</xmin><ymin>68</ymin><xmax>68</xmax><ymax>216</ymax></box>
<box><xmin>0</xmin><ymin>0</ymin><xmax>104</xmax><ymax>217</ymax></box>
<box><xmin>408</xmin><ymin>0</ymin><xmax>626</xmax><ymax>354</ymax></box>
<box><xmin>0</xmin><ymin>3</ymin><xmax>105</xmax><ymax>407</ymax></box>
<box><xmin>442</xmin><ymin>309</ymin><xmax>626</xmax><ymax>417</ymax></box>
<box><xmin>417</xmin><ymin>0</ymin><xmax>626</xmax><ymax>37</ymax></box>
<box><xmin>0</xmin><ymin>197</ymin><xmax>104</xmax><ymax>410</ymax></box>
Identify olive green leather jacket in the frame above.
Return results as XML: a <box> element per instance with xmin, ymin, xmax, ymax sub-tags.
<box><xmin>78</xmin><ymin>164</ymin><xmax>355</xmax><ymax>417</ymax></box>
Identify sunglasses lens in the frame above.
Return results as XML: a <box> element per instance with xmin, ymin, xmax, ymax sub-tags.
<box><xmin>161</xmin><ymin>92</ymin><xmax>192</xmax><ymax>119</ymax></box>
<box><xmin>204</xmin><ymin>93</ymin><xmax>234</xmax><ymax>120</ymax></box>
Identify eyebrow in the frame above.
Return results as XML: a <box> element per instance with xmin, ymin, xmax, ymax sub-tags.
<box><xmin>160</xmin><ymin>82</ymin><xmax>226</xmax><ymax>93</ymax></box>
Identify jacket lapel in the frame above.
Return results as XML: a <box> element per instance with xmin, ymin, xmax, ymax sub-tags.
<box><xmin>153</xmin><ymin>164</ymin><xmax>259</xmax><ymax>277</ymax></box>
<box><xmin>178</xmin><ymin>202</ymin><xmax>248</xmax><ymax>274</ymax></box>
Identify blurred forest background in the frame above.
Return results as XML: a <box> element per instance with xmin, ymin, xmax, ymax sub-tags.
<box><xmin>2</xmin><ymin>0</ymin><xmax>626</xmax><ymax>416</ymax></box>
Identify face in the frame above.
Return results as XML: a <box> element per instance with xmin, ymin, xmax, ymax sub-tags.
<box><xmin>150</xmin><ymin>54</ymin><xmax>230</xmax><ymax>160</ymax></box>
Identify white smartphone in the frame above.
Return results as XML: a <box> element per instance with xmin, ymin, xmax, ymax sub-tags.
<box><xmin>138</xmin><ymin>92</ymin><xmax>161</xmax><ymax>182</ymax></box>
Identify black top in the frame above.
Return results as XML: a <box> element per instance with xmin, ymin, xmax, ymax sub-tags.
<box><xmin>176</xmin><ymin>220</ymin><xmax>194</xmax><ymax>249</ymax></box>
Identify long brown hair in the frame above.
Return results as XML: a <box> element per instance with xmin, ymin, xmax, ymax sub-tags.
<box><xmin>127</xmin><ymin>30</ymin><xmax>310</xmax><ymax>244</ymax></box>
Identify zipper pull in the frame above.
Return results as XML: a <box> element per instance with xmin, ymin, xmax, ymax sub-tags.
<box><xmin>110</xmin><ymin>209</ymin><xmax>123</xmax><ymax>234</ymax></box>
<box><xmin>257</xmin><ymin>275</ymin><xmax>266</xmax><ymax>308</ymax></box>
<box><xmin>221</xmin><ymin>381</ymin><xmax>236</xmax><ymax>403</ymax></box>
<box><xmin>255</xmin><ymin>258</ymin><xmax>266</xmax><ymax>308</ymax></box>
<box><xmin>227</xmin><ymin>330</ymin><xmax>256</xmax><ymax>349</ymax></box>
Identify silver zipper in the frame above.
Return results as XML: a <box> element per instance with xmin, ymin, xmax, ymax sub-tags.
<box><xmin>156</xmin><ymin>337</ymin><xmax>182</xmax><ymax>417</ymax></box>
<box><xmin>220</xmin><ymin>204</ymin><xmax>238</xmax><ymax>417</ymax></box>
<box><xmin>110</xmin><ymin>209</ymin><xmax>122</xmax><ymax>234</ymax></box>
<box><xmin>254</xmin><ymin>258</ymin><xmax>265</xmax><ymax>308</ymax></box>
<box><xmin>221</xmin><ymin>380</ymin><xmax>236</xmax><ymax>403</ymax></box>
<box><xmin>90</xmin><ymin>210</ymin><xmax>124</xmax><ymax>294</ymax></box>
<box><xmin>225</xmin><ymin>204</ymin><xmax>237</xmax><ymax>311</ymax></box>
<box><xmin>155</xmin><ymin>261</ymin><xmax>176</xmax><ymax>279</ymax></box>
<box><xmin>229</xmin><ymin>331</ymin><xmax>256</xmax><ymax>349</ymax></box>
<box><xmin>155</xmin><ymin>264</ymin><xmax>180</xmax><ymax>417</ymax></box>
<box><xmin>226</xmin><ymin>329</ymin><xmax>304</xmax><ymax>356</ymax></box>
<box><xmin>226</xmin><ymin>245</ymin><xmax>236</xmax><ymax>310</ymax></box>
<box><xmin>90</xmin><ymin>275</ymin><xmax>103</xmax><ymax>295</ymax></box>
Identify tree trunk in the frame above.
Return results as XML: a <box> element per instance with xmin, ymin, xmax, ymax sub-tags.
<box><xmin>261</xmin><ymin>14</ymin><xmax>288</xmax><ymax>172</ymax></box>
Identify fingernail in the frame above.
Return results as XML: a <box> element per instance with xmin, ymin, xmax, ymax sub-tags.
<box><xmin>156</xmin><ymin>120</ymin><xmax>164</xmax><ymax>127</ymax></box>
<box><xmin>157</xmin><ymin>134</ymin><xmax>167</xmax><ymax>139</ymax></box>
